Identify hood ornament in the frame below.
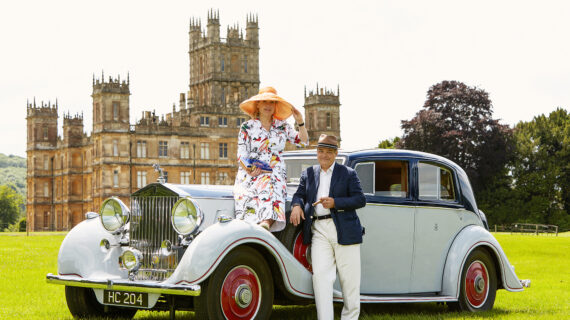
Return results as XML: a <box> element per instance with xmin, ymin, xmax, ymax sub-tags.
<box><xmin>153</xmin><ymin>164</ymin><xmax>166</xmax><ymax>184</ymax></box>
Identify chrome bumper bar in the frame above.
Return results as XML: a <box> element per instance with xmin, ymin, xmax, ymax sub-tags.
<box><xmin>520</xmin><ymin>279</ymin><xmax>531</xmax><ymax>288</ymax></box>
<box><xmin>46</xmin><ymin>273</ymin><xmax>200</xmax><ymax>296</ymax></box>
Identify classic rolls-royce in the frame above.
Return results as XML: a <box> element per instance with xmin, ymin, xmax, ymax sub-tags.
<box><xmin>46</xmin><ymin>149</ymin><xmax>529</xmax><ymax>319</ymax></box>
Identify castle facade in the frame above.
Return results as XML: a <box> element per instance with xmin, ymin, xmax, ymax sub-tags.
<box><xmin>26</xmin><ymin>10</ymin><xmax>341</xmax><ymax>231</ymax></box>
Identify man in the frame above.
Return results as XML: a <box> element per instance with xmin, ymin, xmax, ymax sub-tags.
<box><xmin>290</xmin><ymin>134</ymin><xmax>366</xmax><ymax>320</ymax></box>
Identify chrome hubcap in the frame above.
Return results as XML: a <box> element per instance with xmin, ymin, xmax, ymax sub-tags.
<box><xmin>475</xmin><ymin>275</ymin><xmax>485</xmax><ymax>293</ymax></box>
<box><xmin>234</xmin><ymin>284</ymin><xmax>252</xmax><ymax>308</ymax></box>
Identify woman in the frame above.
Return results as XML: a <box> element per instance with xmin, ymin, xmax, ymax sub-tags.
<box><xmin>234</xmin><ymin>86</ymin><xmax>309</xmax><ymax>231</ymax></box>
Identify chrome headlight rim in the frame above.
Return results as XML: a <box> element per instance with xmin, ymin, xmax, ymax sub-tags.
<box><xmin>99</xmin><ymin>197</ymin><xmax>130</xmax><ymax>233</ymax></box>
<box><xmin>120</xmin><ymin>248</ymin><xmax>143</xmax><ymax>272</ymax></box>
<box><xmin>171</xmin><ymin>197</ymin><xmax>204</xmax><ymax>236</ymax></box>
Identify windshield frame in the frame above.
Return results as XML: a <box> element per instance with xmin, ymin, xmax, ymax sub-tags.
<box><xmin>283</xmin><ymin>154</ymin><xmax>348</xmax><ymax>186</ymax></box>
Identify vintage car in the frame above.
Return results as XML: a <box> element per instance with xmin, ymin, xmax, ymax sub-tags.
<box><xmin>46</xmin><ymin>149</ymin><xmax>529</xmax><ymax>319</ymax></box>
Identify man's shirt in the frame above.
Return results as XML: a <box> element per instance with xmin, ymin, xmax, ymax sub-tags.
<box><xmin>315</xmin><ymin>164</ymin><xmax>334</xmax><ymax>216</ymax></box>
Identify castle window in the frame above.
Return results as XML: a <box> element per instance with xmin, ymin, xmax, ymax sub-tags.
<box><xmin>159</xmin><ymin>141</ymin><xmax>168</xmax><ymax>157</ymax></box>
<box><xmin>200</xmin><ymin>142</ymin><xmax>210</xmax><ymax>159</ymax></box>
<box><xmin>200</xmin><ymin>56</ymin><xmax>204</xmax><ymax>75</ymax></box>
<box><xmin>326</xmin><ymin>112</ymin><xmax>332</xmax><ymax>129</ymax></box>
<box><xmin>200</xmin><ymin>116</ymin><xmax>210</xmax><ymax>127</ymax></box>
<box><xmin>219</xmin><ymin>143</ymin><xmax>228</xmax><ymax>159</ymax></box>
<box><xmin>137</xmin><ymin>171</ymin><xmax>147</xmax><ymax>188</ymax></box>
<box><xmin>236</xmin><ymin>117</ymin><xmax>246</xmax><ymax>127</ymax></box>
<box><xmin>231</xmin><ymin>55</ymin><xmax>239</xmax><ymax>73</ymax></box>
<box><xmin>43</xmin><ymin>127</ymin><xmax>48</xmax><ymax>140</ymax></box>
<box><xmin>244</xmin><ymin>55</ymin><xmax>248</xmax><ymax>73</ymax></box>
<box><xmin>113</xmin><ymin>140</ymin><xmax>118</xmax><ymax>157</ymax></box>
<box><xmin>136</xmin><ymin>141</ymin><xmax>147</xmax><ymax>158</ymax></box>
<box><xmin>218</xmin><ymin>117</ymin><xmax>228</xmax><ymax>127</ymax></box>
<box><xmin>44</xmin><ymin>182</ymin><xmax>49</xmax><ymax>197</ymax></box>
<box><xmin>113</xmin><ymin>170</ymin><xmax>119</xmax><ymax>188</ymax></box>
<box><xmin>201</xmin><ymin>172</ymin><xmax>210</xmax><ymax>184</ymax></box>
<box><xmin>113</xmin><ymin>102</ymin><xmax>120</xmax><ymax>121</ymax></box>
<box><xmin>163</xmin><ymin>171</ymin><xmax>168</xmax><ymax>183</ymax></box>
<box><xmin>217</xmin><ymin>172</ymin><xmax>229</xmax><ymax>184</ymax></box>
<box><xmin>221</xmin><ymin>55</ymin><xmax>225</xmax><ymax>72</ymax></box>
<box><xmin>44</xmin><ymin>156</ymin><xmax>49</xmax><ymax>170</ymax></box>
<box><xmin>180</xmin><ymin>141</ymin><xmax>190</xmax><ymax>159</ymax></box>
<box><xmin>43</xmin><ymin>211</ymin><xmax>49</xmax><ymax>229</ymax></box>
<box><xmin>181</xmin><ymin>172</ymin><xmax>191</xmax><ymax>184</ymax></box>
<box><xmin>221</xmin><ymin>87</ymin><xmax>226</xmax><ymax>105</ymax></box>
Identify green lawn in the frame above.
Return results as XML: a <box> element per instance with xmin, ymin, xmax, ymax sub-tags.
<box><xmin>0</xmin><ymin>232</ymin><xmax>568</xmax><ymax>319</ymax></box>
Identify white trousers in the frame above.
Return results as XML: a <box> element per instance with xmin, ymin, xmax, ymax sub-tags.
<box><xmin>311</xmin><ymin>219</ymin><xmax>361</xmax><ymax>320</ymax></box>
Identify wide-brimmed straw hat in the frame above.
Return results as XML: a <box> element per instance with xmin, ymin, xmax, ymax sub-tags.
<box><xmin>239</xmin><ymin>87</ymin><xmax>293</xmax><ymax>120</ymax></box>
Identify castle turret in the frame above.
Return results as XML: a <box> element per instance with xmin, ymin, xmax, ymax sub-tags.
<box><xmin>206</xmin><ymin>9</ymin><xmax>220</xmax><ymax>42</ymax></box>
<box><xmin>246</xmin><ymin>13</ymin><xmax>259</xmax><ymax>45</ymax></box>
<box><xmin>189</xmin><ymin>18</ymin><xmax>202</xmax><ymax>44</ymax></box>
<box><xmin>303</xmin><ymin>84</ymin><xmax>341</xmax><ymax>148</ymax></box>
<box><xmin>92</xmin><ymin>73</ymin><xmax>130</xmax><ymax>134</ymax></box>
<box><xmin>63</xmin><ymin>113</ymin><xmax>84</xmax><ymax>147</ymax></box>
<box><xmin>26</xmin><ymin>99</ymin><xmax>58</xmax><ymax>151</ymax></box>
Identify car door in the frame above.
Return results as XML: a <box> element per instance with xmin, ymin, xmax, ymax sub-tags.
<box><xmin>410</xmin><ymin>161</ymin><xmax>466</xmax><ymax>293</ymax></box>
<box><xmin>354</xmin><ymin>159</ymin><xmax>415</xmax><ymax>294</ymax></box>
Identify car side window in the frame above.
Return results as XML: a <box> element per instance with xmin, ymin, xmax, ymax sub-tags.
<box><xmin>355</xmin><ymin>160</ymin><xmax>409</xmax><ymax>198</ymax></box>
<box><xmin>418</xmin><ymin>162</ymin><xmax>456</xmax><ymax>202</ymax></box>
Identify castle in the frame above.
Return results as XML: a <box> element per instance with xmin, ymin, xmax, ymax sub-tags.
<box><xmin>26</xmin><ymin>10</ymin><xmax>341</xmax><ymax>232</ymax></box>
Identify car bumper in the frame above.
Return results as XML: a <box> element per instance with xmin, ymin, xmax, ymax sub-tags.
<box><xmin>46</xmin><ymin>273</ymin><xmax>201</xmax><ymax>296</ymax></box>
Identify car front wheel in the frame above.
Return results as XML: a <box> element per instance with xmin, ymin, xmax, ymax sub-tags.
<box><xmin>194</xmin><ymin>246</ymin><xmax>274</xmax><ymax>320</ymax></box>
<box><xmin>449</xmin><ymin>248</ymin><xmax>497</xmax><ymax>312</ymax></box>
<box><xmin>65</xmin><ymin>286</ymin><xmax>137</xmax><ymax>319</ymax></box>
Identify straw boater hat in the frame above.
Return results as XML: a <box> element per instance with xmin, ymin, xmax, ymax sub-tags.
<box><xmin>317</xmin><ymin>134</ymin><xmax>339</xmax><ymax>150</ymax></box>
<box><xmin>239</xmin><ymin>87</ymin><xmax>293</xmax><ymax>120</ymax></box>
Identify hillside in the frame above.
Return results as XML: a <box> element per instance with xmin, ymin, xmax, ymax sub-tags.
<box><xmin>0</xmin><ymin>154</ymin><xmax>26</xmax><ymax>197</ymax></box>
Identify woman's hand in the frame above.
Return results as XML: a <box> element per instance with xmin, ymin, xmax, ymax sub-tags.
<box><xmin>291</xmin><ymin>106</ymin><xmax>304</xmax><ymax>124</ymax></box>
<box><xmin>248</xmin><ymin>167</ymin><xmax>262</xmax><ymax>177</ymax></box>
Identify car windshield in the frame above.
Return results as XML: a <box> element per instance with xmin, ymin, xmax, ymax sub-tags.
<box><xmin>285</xmin><ymin>156</ymin><xmax>346</xmax><ymax>185</ymax></box>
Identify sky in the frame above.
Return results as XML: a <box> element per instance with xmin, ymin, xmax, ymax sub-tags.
<box><xmin>1</xmin><ymin>0</ymin><xmax>569</xmax><ymax>158</ymax></box>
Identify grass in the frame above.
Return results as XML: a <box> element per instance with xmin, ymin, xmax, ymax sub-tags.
<box><xmin>0</xmin><ymin>232</ymin><xmax>568</xmax><ymax>319</ymax></box>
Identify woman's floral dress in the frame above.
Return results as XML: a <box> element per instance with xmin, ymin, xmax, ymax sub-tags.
<box><xmin>233</xmin><ymin>118</ymin><xmax>307</xmax><ymax>231</ymax></box>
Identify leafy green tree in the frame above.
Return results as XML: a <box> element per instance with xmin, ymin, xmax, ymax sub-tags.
<box><xmin>399</xmin><ymin>81</ymin><xmax>514</xmax><ymax>195</ymax></box>
<box><xmin>378</xmin><ymin>137</ymin><xmax>400</xmax><ymax>149</ymax></box>
<box><xmin>510</xmin><ymin>108</ymin><xmax>570</xmax><ymax>229</ymax></box>
<box><xmin>0</xmin><ymin>185</ymin><xmax>23</xmax><ymax>230</ymax></box>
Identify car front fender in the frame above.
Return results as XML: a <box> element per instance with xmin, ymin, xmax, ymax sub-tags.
<box><xmin>57</xmin><ymin>216</ymin><xmax>127</xmax><ymax>280</ymax></box>
<box><xmin>164</xmin><ymin>219</ymin><xmax>315</xmax><ymax>298</ymax></box>
<box><xmin>441</xmin><ymin>225</ymin><xmax>524</xmax><ymax>298</ymax></box>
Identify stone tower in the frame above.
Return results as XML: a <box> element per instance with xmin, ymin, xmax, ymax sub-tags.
<box><xmin>26</xmin><ymin>99</ymin><xmax>58</xmax><ymax>231</ymax></box>
<box><xmin>303</xmin><ymin>85</ymin><xmax>341</xmax><ymax>148</ymax></box>
<box><xmin>63</xmin><ymin>113</ymin><xmax>84</xmax><ymax>148</ymax></box>
<box><xmin>92</xmin><ymin>73</ymin><xmax>130</xmax><ymax>134</ymax></box>
<box><xmin>187</xmin><ymin>10</ymin><xmax>260</xmax><ymax>110</ymax></box>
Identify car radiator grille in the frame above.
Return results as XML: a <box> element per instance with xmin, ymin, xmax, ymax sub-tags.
<box><xmin>130</xmin><ymin>196</ymin><xmax>180</xmax><ymax>281</ymax></box>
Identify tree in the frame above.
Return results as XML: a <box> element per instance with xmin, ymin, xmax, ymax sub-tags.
<box><xmin>509</xmin><ymin>108</ymin><xmax>570</xmax><ymax>229</ymax></box>
<box><xmin>399</xmin><ymin>81</ymin><xmax>514</xmax><ymax>195</ymax></box>
<box><xmin>0</xmin><ymin>184</ymin><xmax>23</xmax><ymax>230</ymax></box>
<box><xmin>378</xmin><ymin>137</ymin><xmax>400</xmax><ymax>149</ymax></box>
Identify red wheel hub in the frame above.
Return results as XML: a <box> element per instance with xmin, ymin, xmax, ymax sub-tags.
<box><xmin>465</xmin><ymin>260</ymin><xmax>489</xmax><ymax>308</ymax></box>
<box><xmin>220</xmin><ymin>266</ymin><xmax>261</xmax><ymax>319</ymax></box>
<box><xmin>293</xmin><ymin>231</ymin><xmax>312</xmax><ymax>272</ymax></box>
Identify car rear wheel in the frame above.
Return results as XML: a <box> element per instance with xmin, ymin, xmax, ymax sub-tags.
<box><xmin>194</xmin><ymin>246</ymin><xmax>274</xmax><ymax>320</ymax></box>
<box><xmin>65</xmin><ymin>286</ymin><xmax>137</xmax><ymax>319</ymax></box>
<box><xmin>449</xmin><ymin>248</ymin><xmax>497</xmax><ymax>312</ymax></box>
<box><xmin>279</xmin><ymin>223</ymin><xmax>312</xmax><ymax>272</ymax></box>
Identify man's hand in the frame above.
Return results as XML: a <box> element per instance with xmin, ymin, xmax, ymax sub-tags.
<box><xmin>290</xmin><ymin>205</ymin><xmax>305</xmax><ymax>226</ymax></box>
<box><xmin>319</xmin><ymin>197</ymin><xmax>335</xmax><ymax>209</ymax></box>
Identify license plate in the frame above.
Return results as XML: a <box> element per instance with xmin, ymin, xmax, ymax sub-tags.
<box><xmin>103</xmin><ymin>290</ymin><xmax>148</xmax><ymax>308</ymax></box>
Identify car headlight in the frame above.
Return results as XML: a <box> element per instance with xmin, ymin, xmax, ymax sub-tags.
<box><xmin>120</xmin><ymin>249</ymin><xmax>142</xmax><ymax>271</ymax></box>
<box><xmin>100</xmin><ymin>197</ymin><xmax>130</xmax><ymax>232</ymax></box>
<box><xmin>171</xmin><ymin>197</ymin><xmax>204</xmax><ymax>236</ymax></box>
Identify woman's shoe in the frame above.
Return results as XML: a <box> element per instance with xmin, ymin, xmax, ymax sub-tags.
<box><xmin>259</xmin><ymin>220</ymin><xmax>271</xmax><ymax>230</ymax></box>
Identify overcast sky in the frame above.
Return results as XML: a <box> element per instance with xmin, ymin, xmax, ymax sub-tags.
<box><xmin>1</xmin><ymin>0</ymin><xmax>569</xmax><ymax>158</ymax></box>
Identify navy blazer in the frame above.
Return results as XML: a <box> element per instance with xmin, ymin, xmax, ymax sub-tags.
<box><xmin>291</xmin><ymin>162</ymin><xmax>366</xmax><ymax>245</ymax></box>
